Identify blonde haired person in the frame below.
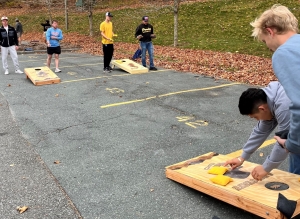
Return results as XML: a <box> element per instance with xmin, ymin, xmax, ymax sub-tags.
<box><xmin>250</xmin><ymin>4</ymin><xmax>300</xmax><ymax>178</ymax></box>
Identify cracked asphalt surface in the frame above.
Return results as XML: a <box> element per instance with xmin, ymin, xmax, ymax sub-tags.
<box><xmin>0</xmin><ymin>52</ymin><xmax>289</xmax><ymax>219</ymax></box>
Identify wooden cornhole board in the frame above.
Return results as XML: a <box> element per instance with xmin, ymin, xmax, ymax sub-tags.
<box><xmin>24</xmin><ymin>66</ymin><xmax>60</xmax><ymax>86</ymax></box>
<box><xmin>165</xmin><ymin>152</ymin><xmax>300</xmax><ymax>219</ymax></box>
<box><xmin>111</xmin><ymin>59</ymin><xmax>149</xmax><ymax>74</ymax></box>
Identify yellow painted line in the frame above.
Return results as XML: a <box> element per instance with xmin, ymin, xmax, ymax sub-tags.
<box><xmin>19</xmin><ymin>56</ymin><xmax>94</xmax><ymax>63</ymax></box>
<box><xmin>226</xmin><ymin>139</ymin><xmax>277</xmax><ymax>158</ymax></box>
<box><xmin>61</xmin><ymin>73</ymin><xmax>129</xmax><ymax>83</ymax></box>
<box><xmin>135</xmin><ymin>69</ymin><xmax>169</xmax><ymax>74</ymax></box>
<box><xmin>101</xmin><ymin>82</ymin><xmax>241</xmax><ymax>109</ymax></box>
<box><xmin>185</xmin><ymin>122</ymin><xmax>197</xmax><ymax>129</ymax></box>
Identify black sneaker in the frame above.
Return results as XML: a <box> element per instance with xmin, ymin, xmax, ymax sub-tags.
<box><xmin>103</xmin><ymin>67</ymin><xmax>111</xmax><ymax>73</ymax></box>
<box><xmin>108</xmin><ymin>66</ymin><xmax>113</xmax><ymax>71</ymax></box>
<box><xmin>149</xmin><ymin>67</ymin><xmax>157</xmax><ymax>71</ymax></box>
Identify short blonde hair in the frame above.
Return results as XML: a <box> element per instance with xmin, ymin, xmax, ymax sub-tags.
<box><xmin>250</xmin><ymin>4</ymin><xmax>298</xmax><ymax>41</ymax></box>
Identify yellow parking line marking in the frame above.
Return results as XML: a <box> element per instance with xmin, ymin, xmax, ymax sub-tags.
<box><xmin>19</xmin><ymin>56</ymin><xmax>94</xmax><ymax>63</ymax></box>
<box><xmin>101</xmin><ymin>82</ymin><xmax>241</xmax><ymax>109</ymax></box>
<box><xmin>61</xmin><ymin>73</ymin><xmax>129</xmax><ymax>83</ymax></box>
<box><xmin>226</xmin><ymin>139</ymin><xmax>277</xmax><ymax>158</ymax></box>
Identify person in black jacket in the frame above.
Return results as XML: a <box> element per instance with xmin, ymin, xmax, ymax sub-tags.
<box><xmin>0</xmin><ymin>16</ymin><xmax>23</xmax><ymax>75</ymax></box>
<box><xmin>135</xmin><ymin>16</ymin><xmax>157</xmax><ymax>71</ymax></box>
<box><xmin>41</xmin><ymin>20</ymin><xmax>51</xmax><ymax>43</ymax></box>
<box><xmin>41</xmin><ymin>20</ymin><xmax>51</xmax><ymax>32</ymax></box>
<box><xmin>15</xmin><ymin>18</ymin><xmax>23</xmax><ymax>44</ymax></box>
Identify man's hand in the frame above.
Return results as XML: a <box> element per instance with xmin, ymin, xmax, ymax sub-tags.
<box><xmin>274</xmin><ymin>136</ymin><xmax>289</xmax><ymax>152</ymax></box>
<box><xmin>136</xmin><ymin>35</ymin><xmax>143</xmax><ymax>40</ymax></box>
<box><xmin>50</xmin><ymin>36</ymin><xmax>56</xmax><ymax>39</ymax></box>
<box><xmin>150</xmin><ymin>34</ymin><xmax>156</xmax><ymax>38</ymax></box>
<box><xmin>251</xmin><ymin>165</ymin><xmax>268</xmax><ymax>181</ymax></box>
<box><xmin>15</xmin><ymin>46</ymin><xmax>19</xmax><ymax>50</ymax></box>
<box><xmin>224</xmin><ymin>157</ymin><xmax>244</xmax><ymax>170</ymax></box>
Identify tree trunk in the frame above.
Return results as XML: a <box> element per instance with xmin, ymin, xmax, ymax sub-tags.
<box><xmin>174</xmin><ymin>0</ymin><xmax>180</xmax><ymax>47</ymax></box>
<box><xmin>46</xmin><ymin>0</ymin><xmax>53</xmax><ymax>23</ymax></box>
<box><xmin>88</xmin><ymin>2</ymin><xmax>93</xmax><ymax>36</ymax></box>
<box><xmin>65</xmin><ymin>0</ymin><xmax>68</xmax><ymax>30</ymax></box>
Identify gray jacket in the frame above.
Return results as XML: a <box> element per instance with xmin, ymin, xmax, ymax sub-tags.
<box><xmin>241</xmin><ymin>81</ymin><xmax>290</xmax><ymax>172</ymax></box>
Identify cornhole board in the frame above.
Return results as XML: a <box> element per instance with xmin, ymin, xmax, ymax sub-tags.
<box><xmin>111</xmin><ymin>59</ymin><xmax>149</xmax><ymax>74</ymax></box>
<box><xmin>24</xmin><ymin>66</ymin><xmax>60</xmax><ymax>86</ymax></box>
<box><xmin>165</xmin><ymin>152</ymin><xmax>300</xmax><ymax>219</ymax></box>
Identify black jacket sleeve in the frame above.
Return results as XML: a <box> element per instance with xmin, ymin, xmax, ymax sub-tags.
<box><xmin>135</xmin><ymin>25</ymin><xmax>141</xmax><ymax>38</ymax></box>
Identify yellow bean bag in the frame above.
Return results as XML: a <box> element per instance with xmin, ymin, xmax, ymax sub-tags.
<box><xmin>210</xmin><ymin>175</ymin><xmax>233</xmax><ymax>186</ymax></box>
<box><xmin>208</xmin><ymin>166</ymin><xmax>228</xmax><ymax>175</ymax></box>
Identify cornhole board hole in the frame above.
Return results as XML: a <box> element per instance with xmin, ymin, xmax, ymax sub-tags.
<box><xmin>165</xmin><ymin>152</ymin><xmax>300</xmax><ymax>219</ymax></box>
<box><xmin>24</xmin><ymin>66</ymin><xmax>60</xmax><ymax>86</ymax></box>
<box><xmin>111</xmin><ymin>59</ymin><xmax>149</xmax><ymax>74</ymax></box>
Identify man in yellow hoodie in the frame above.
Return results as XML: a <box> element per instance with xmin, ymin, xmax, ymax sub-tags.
<box><xmin>100</xmin><ymin>12</ymin><xmax>114</xmax><ymax>73</ymax></box>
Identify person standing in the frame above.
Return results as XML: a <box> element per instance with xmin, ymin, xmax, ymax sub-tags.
<box><xmin>135</xmin><ymin>16</ymin><xmax>157</xmax><ymax>71</ymax></box>
<box><xmin>15</xmin><ymin>18</ymin><xmax>23</xmax><ymax>44</ymax></box>
<box><xmin>46</xmin><ymin>20</ymin><xmax>63</xmax><ymax>73</ymax></box>
<box><xmin>41</xmin><ymin>20</ymin><xmax>51</xmax><ymax>32</ymax></box>
<box><xmin>41</xmin><ymin>20</ymin><xmax>51</xmax><ymax>43</ymax></box>
<box><xmin>250</xmin><ymin>4</ymin><xmax>300</xmax><ymax>173</ymax></box>
<box><xmin>100</xmin><ymin>12</ymin><xmax>114</xmax><ymax>73</ymax></box>
<box><xmin>0</xmin><ymin>16</ymin><xmax>23</xmax><ymax>75</ymax></box>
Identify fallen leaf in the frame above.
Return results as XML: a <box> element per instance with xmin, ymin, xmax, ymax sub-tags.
<box><xmin>55</xmin><ymin>94</ymin><xmax>59</xmax><ymax>97</ymax></box>
<box><xmin>7</xmin><ymin>84</ymin><xmax>11</xmax><ymax>87</ymax></box>
<box><xmin>10</xmin><ymin>164</ymin><xmax>14</xmax><ymax>167</ymax></box>
<box><xmin>150</xmin><ymin>188</ymin><xmax>154</xmax><ymax>192</ymax></box>
<box><xmin>17</xmin><ymin>206</ymin><xmax>28</xmax><ymax>214</ymax></box>
<box><xmin>259</xmin><ymin>152</ymin><xmax>264</xmax><ymax>157</ymax></box>
<box><xmin>54</xmin><ymin>160</ymin><xmax>60</xmax><ymax>164</ymax></box>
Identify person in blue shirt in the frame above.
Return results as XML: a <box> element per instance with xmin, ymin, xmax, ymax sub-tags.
<box><xmin>250</xmin><ymin>4</ymin><xmax>300</xmax><ymax>179</ymax></box>
<box><xmin>46</xmin><ymin>20</ymin><xmax>63</xmax><ymax>73</ymax></box>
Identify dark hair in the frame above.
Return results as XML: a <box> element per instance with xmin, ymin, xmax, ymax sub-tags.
<box><xmin>238</xmin><ymin>88</ymin><xmax>267</xmax><ymax>115</ymax></box>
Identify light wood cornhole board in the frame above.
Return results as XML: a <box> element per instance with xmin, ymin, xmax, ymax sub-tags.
<box><xmin>111</xmin><ymin>59</ymin><xmax>149</xmax><ymax>74</ymax></box>
<box><xmin>166</xmin><ymin>152</ymin><xmax>300</xmax><ymax>219</ymax></box>
<box><xmin>24</xmin><ymin>66</ymin><xmax>60</xmax><ymax>86</ymax></box>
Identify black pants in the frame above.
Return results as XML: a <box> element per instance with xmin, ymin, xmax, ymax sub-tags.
<box><xmin>103</xmin><ymin>44</ymin><xmax>114</xmax><ymax>69</ymax></box>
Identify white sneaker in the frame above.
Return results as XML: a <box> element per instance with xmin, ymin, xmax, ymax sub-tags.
<box><xmin>15</xmin><ymin>69</ymin><xmax>23</xmax><ymax>74</ymax></box>
<box><xmin>55</xmin><ymin>68</ymin><xmax>61</xmax><ymax>73</ymax></box>
<box><xmin>4</xmin><ymin>69</ymin><xmax>9</xmax><ymax>75</ymax></box>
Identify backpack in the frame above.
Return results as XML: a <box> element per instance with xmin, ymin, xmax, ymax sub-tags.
<box><xmin>132</xmin><ymin>48</ymin><xmax>142</xmax><ymax>61</ymax></box>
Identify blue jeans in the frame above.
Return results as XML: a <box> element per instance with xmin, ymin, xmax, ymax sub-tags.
<box><xmin>140</xmin><ymin>41</ymin><xmax>154</xmax><ymax>67</ymax></box>
<box><xmin>289</xmin><ymin>153</ymin><xmax>300</xmax><ymax>174</ymax></box>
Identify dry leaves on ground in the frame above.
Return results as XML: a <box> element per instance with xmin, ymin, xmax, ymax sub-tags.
<box><xmin>16</xmin><ymin>206</ymin><xmax>28</xmax><ymax>214</ymax></box>
<box><xmin>22</xmin><ymin>32</ymin><xmax>276</xmax><ymax>86</ymax></box>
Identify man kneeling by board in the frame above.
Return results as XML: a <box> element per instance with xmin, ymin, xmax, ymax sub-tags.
<box><xmin>224</xmin><ymin>81</ymin><xmax>300</xmax><ymax>180</ymax></box>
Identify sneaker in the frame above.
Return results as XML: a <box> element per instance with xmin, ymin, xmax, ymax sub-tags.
<box><xmin>15</xmin><ymin>69</ymin><xmax>23</xmax><ymax>74</ymax></box>
<box><xmin>4</xmin><ymin>69</ymin><xmax>9</xmax><ymax>75</ymax></box>
<box><xmin>149</xmin><ymin>67</ymin><xmax>157</xmax><ymax>71</ymax></box>
<box><xmin>103</xmin><ymin>67</ymin><xmax>111</xmax><ymax>73</ymax></box>
<box><xmin>108</xmin><ymin>66</ymin><xmax>113</xmax><ymax>71</ymax></box>
<box><xmin>55</xmin><ymin>68</ymin><xmax>61</xmax><ymax>73</ymax></box>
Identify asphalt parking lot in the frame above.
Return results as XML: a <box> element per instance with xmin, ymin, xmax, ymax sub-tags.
<box><xmin>0</xmin><ymin>52</ymin><xmax>288</xmax><ymax>219</ymax></box>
